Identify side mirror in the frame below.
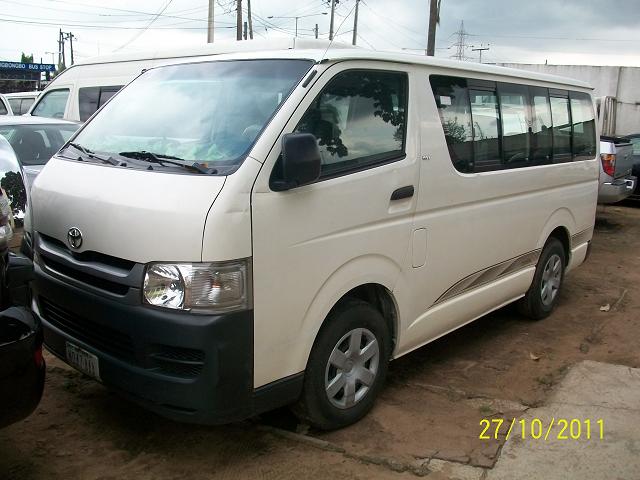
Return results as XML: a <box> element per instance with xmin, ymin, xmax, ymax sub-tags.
<box><xmin>271</xmin><ymin>133</ymin><xmax>321</xmax><ymax>191</ymax></box>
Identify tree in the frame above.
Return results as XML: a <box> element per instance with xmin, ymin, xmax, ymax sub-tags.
<box><xmin>1</xmin><ymin>171</ymin><xmax>26</xmax><ymax>226</ymax></box>
<box><xmin>20</xmin><ymin>52</ymin><xmax>34</xmax><ymax>64</ymax></box>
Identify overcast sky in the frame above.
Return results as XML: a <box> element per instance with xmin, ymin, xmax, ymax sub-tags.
<box><xmin>1</xmin><ymin>0</ymin><xmax>639</xmax><ymax>66</ymax></box>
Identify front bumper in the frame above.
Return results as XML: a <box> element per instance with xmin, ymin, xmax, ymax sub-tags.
<box><xmin>598</xmin><ymin>175</ymin><xmax>636</xmax><ymax>204</ymax></box>
<box><xmin>33</xmin><ymin>262</ymin><xmax>260</xmax><ymax>424</ymax></box>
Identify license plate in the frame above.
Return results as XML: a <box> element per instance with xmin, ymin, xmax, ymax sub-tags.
<box><xmin>66</xmin><ymin>342</ymin><xmax>101</xmax><ymax>380</ymax></box>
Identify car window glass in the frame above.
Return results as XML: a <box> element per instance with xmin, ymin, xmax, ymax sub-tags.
<box><xmin>8</xmin><ymin>99</ymin><xmax>20</xmax><ymax>112</ymax></box>
<box><xmin>430</xmin><ymin>76</ymin><xmax>474</xmax><ymax>173</ymax></box>
<box><xmin>98</xmin><ymin>87</ymin><xmax>120</xmax><ymax>107</ymax></box>
<box><xmin>0</xmin><ymin>101</ymin><xmax>7</xmax><ymax>115</ymax></box>
<box><xmin>32</xmin><ymin>89</ymin><xmax>70</xmax><ymax>119</ymax></box>
<box><xmin>550</xmin><ymin>95</ymin><xmax>571</xmax><ymax>161</ymax></box>
<box><xmin>21</xmin><ymin>98</ymin><xmax>35</xmax><ymax>114</ymax></box>
<box><xmin>469</xmin><ymin>89</ymin><xmax>501</xmax><ymax>171</ymax></box>
<box><xmin>531</xmin><ymin>88</ymin><xmax>553</xmax><ymax>165</ymax></box>
<box><xmin>570</xmin><ymin>92</ymin><xmax>596</xmax><ymax>161</ymax></box>
<box><xmin>499</xmin><ymin>84</ymin><xmax>530</xmax><ymax>167</ymax></box>
<box><xmin>79</xmin><ymin>87</ymin><xmax>100</xmax><ymax>122</ymax></box>
<box><xmin>295</xmin><ymin>70</ymin><xmax>407</xmax><ymax>177</ymax></box>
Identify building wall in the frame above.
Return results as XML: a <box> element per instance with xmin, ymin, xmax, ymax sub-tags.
<box><xmin>498</xmin><ymin>64</ymin><xmax>640</xmax><ymax>136</ymax></box>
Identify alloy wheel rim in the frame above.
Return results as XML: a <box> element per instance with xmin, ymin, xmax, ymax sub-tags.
<box><xmin>325</xmin><ymin>327</ymin><xmax>380</xmax><ymax>409</ymax></box>
<box><xmin>540</xmin><ymin>253</ymin><xmax>562</xmax><ymax>307</ymax></box>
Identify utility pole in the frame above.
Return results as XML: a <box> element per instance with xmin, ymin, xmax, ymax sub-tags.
<box><xmin>314</xmin><ymin>23</ymin><xmax>319</xmax><ymax>39</ymax></box>
<box><xmin>207</xmin><ymin>0</ymin><xmax>214</xmax><ymax>43</ymax></box>
<box><xmin>243</xmin><ymin>21</ymin><xmax>248</xmax><ymax>40</ymax></box>
<box><xmin>352</xmin><ymin>0</ymin><xmax>360</xmax><ymax>46</ymax></box>
<box><xmin>67</xmin><ymin>32</ymin><xmax>75</xmax><ymax>65</ymax></box>
<box><xmin>329</xmin><ymin>0</ymin><xmax>336</xmax><ymax>40</ymax></box>
<box><xmin>236</xmin><ymin>0</ymin><xmax>243</xmax><ymax>41</ymax></box>
<box><xmin>247</xmin><ymin>0</ymin><xmax>253</xmax><ymax>39</ymax></box>
<box><xmin>471</xmin><ymin>44</ymin><xmax>490</xmax><ymax>63</ymax></box>
<box><xmin>426</xmin><ymin>0</ymin><xmax>439</xmax><ymax>56</ymax></box>
<box><xmin>58</xmin><ymin>29</ymin><xmax>65</xmax><ymax>69</ymax></box>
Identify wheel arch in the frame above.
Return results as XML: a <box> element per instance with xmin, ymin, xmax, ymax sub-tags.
<box><xmin>536</xmin><ymin>208</ymin><xmax>575</xmax><ymax>265</ymax></box>
<box><xmin>298</xmin><ymin>255</ymin><xmax>401</xmax><ymax>373</ymax></box>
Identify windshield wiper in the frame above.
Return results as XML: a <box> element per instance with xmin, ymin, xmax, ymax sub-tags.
<box><xmin>66</xmin><ymin>142</ymin><xmax>122</xmax><ymax>166</ymax></box>
<box><xmin>118</xmin><ymin>151</ymin><xmax>216</xmax><ymax>174</ymax></box>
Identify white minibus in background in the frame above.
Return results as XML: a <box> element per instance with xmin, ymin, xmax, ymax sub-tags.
<box><xmin>4</xmin><ymin>91</ymin><xmax>40</xmax><ymax>115</ymax></box>
<box><xmin>29</xmin><ymin>41</ymin><xmax>599</xmax><ymax>430</ymax></box>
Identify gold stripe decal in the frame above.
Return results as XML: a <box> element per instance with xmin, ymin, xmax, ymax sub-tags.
<box><xmin>433</xmin><ymin>249</ymin><xmax>541</xmax><ymax>306</ymax></box>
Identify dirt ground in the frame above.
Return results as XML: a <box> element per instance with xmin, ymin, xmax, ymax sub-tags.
<box><xmin>1</xmin><ymin>204</ymin><xmax>639</xmax><ymax>479</ymax></box>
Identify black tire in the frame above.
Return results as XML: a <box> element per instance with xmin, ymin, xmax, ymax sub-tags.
<box><xmin>518</xmin><ymin>237</ymin><xmax>566</xmax><ymax>320</ymax></box>
<box><xmin>293</xmin><ymin>298</ymin><xmax>391</xmax><ymax>430</ymax></box>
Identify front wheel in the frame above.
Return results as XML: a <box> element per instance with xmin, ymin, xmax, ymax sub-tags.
<box><xmin>518</xmin><ymin>237</ymin><xmax>566</xmax><ymax>320</ymax></box>
<box><xmin>294</xmin><ymin>299</ymin><xmax>391</xmax><ymax>430</ymax></box>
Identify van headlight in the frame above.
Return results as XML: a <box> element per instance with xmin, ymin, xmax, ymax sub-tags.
<box><xmin>143</xmin><ymin>260</ymin><xmax>251</xmax><ymax>314</ymax></box>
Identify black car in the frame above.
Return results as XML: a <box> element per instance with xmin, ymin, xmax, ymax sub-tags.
<box><xmin>0</xmin><ymin>135</ymin><xmax>43</xmax><ymax>429</ymax></box>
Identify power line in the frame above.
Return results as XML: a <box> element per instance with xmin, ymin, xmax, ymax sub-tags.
<box><xmin>0</xmin><ymin>16</ymin><xmax>235</xmax><ymax>30</ymax></box>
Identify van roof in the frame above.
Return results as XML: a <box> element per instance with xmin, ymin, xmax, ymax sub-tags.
<box><xmin>77</xmin><ymin>39</ymin><xmax>592</xmax><ymax>90</ymax></box>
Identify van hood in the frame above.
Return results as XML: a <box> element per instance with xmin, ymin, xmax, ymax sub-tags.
<box><xmin>30</xmin><ymin>157</ymin><xmax>226</xmax><ymax>263</ymax></box>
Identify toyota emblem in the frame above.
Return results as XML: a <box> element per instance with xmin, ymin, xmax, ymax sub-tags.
<box><xmin>67</xmin><ymin>227</ymin><xmax>83</xmax><ymax>249</ymax></box>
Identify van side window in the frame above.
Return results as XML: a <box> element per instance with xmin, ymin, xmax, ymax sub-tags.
<box><xmin>79</xmin><ymin>86</ymin><xmax>122</xmax><ymax>122</ymax></box>
<box><xmin>32</xmin><ymin>89</ymin><xmax>70</xmax><ymax>119</ymax></box>
<box><xmin>499</xmin><ymin>83</ymin><xmax>530</xmax><ymax>168</ymax></box>
<box><xmin>21</xmin><ymin>98</ymin><xmax>35</xmax><ymax>114</ymax></box>
<box><xmin>295</xmin><ymin>70</ymin><xmax>407</xmax><ymax>178</ymax></box>
<box><xmin>429</xmin><ymin>76</ymin><xmax>473</xmax><ymax>173</ymax></box>
<box><xmin>469</xmin><ymin>88</ymin><xmax>501</xmax><ymax>172</ymax></box>
<box><xmin>570</xmin><ymin>91</ymin><xmax>596</xmax><ymax>161</ymax></box>
<box><xmin>530</xmin><ymin>87</ymin><xmax>553</xmax><ymax>165</ymax></box>
<box><xmin>549</xmin><ymin>94</ymin><xmax>572</xmax><ymax>162</ymax></box>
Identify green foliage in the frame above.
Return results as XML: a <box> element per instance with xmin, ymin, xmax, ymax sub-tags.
<box><xmin>20</xmin><ymin>52</ymin><xmax>34</xmax><ymax>64</ymax></box>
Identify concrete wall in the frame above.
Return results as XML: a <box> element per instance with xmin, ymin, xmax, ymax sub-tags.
<box><xmin>498</xmin><ymin>64</ymin><xmax>640</xmax><ymax>136</ymax></box>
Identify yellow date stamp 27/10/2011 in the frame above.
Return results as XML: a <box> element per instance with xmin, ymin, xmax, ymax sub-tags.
<box><xmin>479</xmin><ymin>418</ymin><xmax>604</xmax><ymax>441</ymax></box>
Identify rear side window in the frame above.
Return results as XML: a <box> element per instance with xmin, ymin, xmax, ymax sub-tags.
<box><xmin>21</xmin><ymin>97</ymin><xmax>35</xmax><ymax>114</ymax></box>
<box><xmin>499</xmin><ymin>83</ymin><xmax>530</xmax><ymax>167</ymax></box>
<box><xmin>32</xmin><ymin>89</ymin><xmax>70</xmax><ymax>119</ymax></box>
<box><xmin>79</xmin><ymin>86</ymin><xmax>122</xmax><ymax>122</ymax></box>
<box><xmin>469</xmin><ymin>89</ymin><xmax>501</xmax><ymax>171</ymax></box>
<box><xmin>0</xmin><ymin>100</ymin><xmax>7</xmax><ymax>115</ymax></box>
<box><xmin>430</xmin><ymin>76</ymin><xmax>473</xmax><ymax>172</ymax></box>
<box><xmin>431</xmin><ymin>75</ymin><xmax>595</xmax><ymax>172</ymax></box>
<box><xmin>530</xmin><ymin>87</ymin><xmax>553</xmax><ymax>165</ymax></box>
<box><xmin>8</xmin><ymin>98</ymin><xmax>20</xmax><ymax>113</ymax></box>
<box><xmin>295</xmin><ymin>69</ymin><xmax>407</xmax><ymax>178</ymax></box>
<box><xmin>570</xmin><ymin>92</ymin><xmax>596</xmax><ymax>161</ymax></box>
<box><xmin>549</xmin><ymin>94</ymin><xmax>572</xmax><ymax>161</ymax></box>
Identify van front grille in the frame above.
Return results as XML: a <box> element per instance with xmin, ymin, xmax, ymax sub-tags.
<box><xmin>40</xmin><ymin>297</ymin><xmax>136</xmax><ymax>362</ymax></box>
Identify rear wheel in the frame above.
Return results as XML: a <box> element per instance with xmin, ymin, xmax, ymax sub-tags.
<box><xmin>518</xmin><ymin>237</ymin><xmax>566</xmax><ymax>320</ymax></box>
<box><xmin>294</xmin><ymin>299</ymin><xmax>391</xmax><ymax>430</ymax></box>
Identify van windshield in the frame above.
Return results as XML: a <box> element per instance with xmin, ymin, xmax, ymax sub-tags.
<box><xmin>70</xmin><ymin>59</ymin><xmax>313</xmax><ymax>173</ymax></box>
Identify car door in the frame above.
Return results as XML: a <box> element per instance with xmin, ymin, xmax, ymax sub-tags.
<box><xmin>250</xmin><ymin>62</ymin><xmax>421</xmax><ymax>388</ymax></box>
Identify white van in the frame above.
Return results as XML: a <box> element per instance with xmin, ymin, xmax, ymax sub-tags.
<box><xmin>4</xmin><ymin>91</ymin><xmax>40</xmax><ymax>115</ymax></box>
<box><xmin>26</xmin><ymin>39</ymin><xmax>321</xmax><ymax>122</ymax></box>
<box><xmin>30</xmin><ymin>43</ymin><xmax>599</xmax><ymax>429</ymax></box>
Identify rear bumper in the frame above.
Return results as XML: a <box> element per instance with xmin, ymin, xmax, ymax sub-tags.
<box><xmin>33</xmin><ymin>263</ymin><xmax>301</xmax><ymax>424</ymax></box>
<box><xmin>598</xmin><ymin>176</ymin><xmax>636</xmax><ymax>204</ymax></box>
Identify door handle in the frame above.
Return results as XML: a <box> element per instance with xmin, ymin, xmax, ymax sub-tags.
<box><xmin>390</xmin><ymin>185</ymin><xmax>414</xmax><ymax>201</ymax></box>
